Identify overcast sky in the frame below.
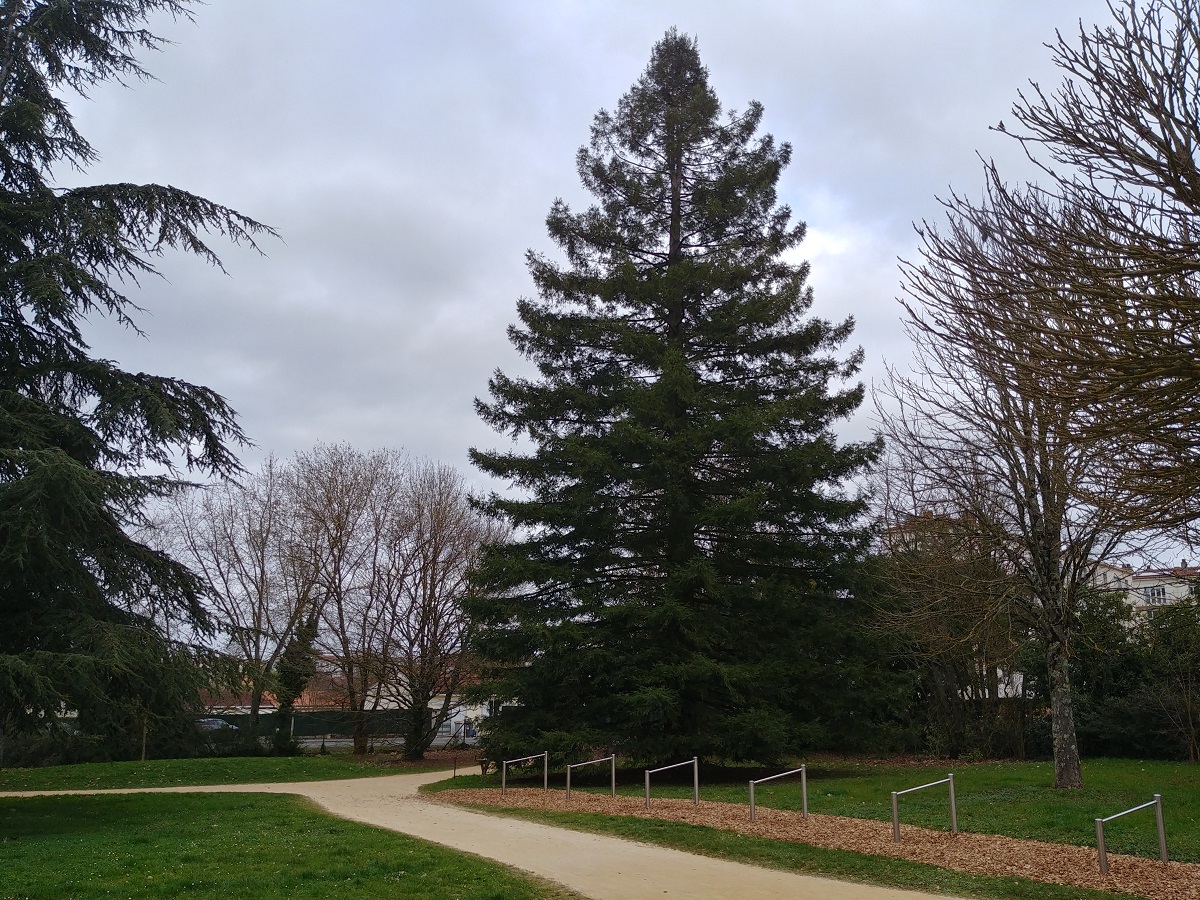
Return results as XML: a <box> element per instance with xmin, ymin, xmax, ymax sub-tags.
<box><xmin>71</xmin><ymin>0</ymin><xmax>1110</xmax><ymax>488</ymax></box>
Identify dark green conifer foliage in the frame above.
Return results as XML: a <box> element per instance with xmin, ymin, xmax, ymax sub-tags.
<box><xmin>469</xmin><ymin>30</ymin><xmax>879</xmax><ymax>763</ymax></box>
<box><xmin>273</xmin><ymin>609</ymin><xmax>320</xmax><ymax>753</ymax></box>
<box><xmin>0</xmin><ymin>1</ymin><xmax>272</xmax><ymax>743</ymax></box>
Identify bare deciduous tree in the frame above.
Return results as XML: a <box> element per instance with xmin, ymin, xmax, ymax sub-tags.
<box><xmin>288</xmin><ymin>444</ymin><xmax>407</xmax><ymax>754</ymax></box>
<box><xmin>878</xmin><ymin>193</ymin><xmax>1145</xmax><ymax>787</ymax></box>
<box><xmin>170</xmin><ymin>445</ymin><xmax>496</xmax><ymax>757</ymax></box>
<box><xmin>379</xmin><ymin>461</ymin><xmax>507</xmax><ymax>759</ymax></box>
<box><xmin>165</xmin><ymin>456</ymin><xmax>317</xmax><ymax>731</ymax></box>
<box><xmin>285</xmin><ymin>446</ymin><xmax>499</xmax><ymax>756</ymax></box>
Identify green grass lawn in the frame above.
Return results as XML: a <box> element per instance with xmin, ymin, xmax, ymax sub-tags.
<box><xmin>431</xmin><ymin>757</ymin><xmax>1200</xmax><ymax>863</ymax></box>
<box><xmin>0</xmin><ymin>792</ymin><xmax>580</xmax><ymax>899</ymax></box>
<box><xmin>0</xmin><ymin>753</ymin><xmax>451</xmax><ymax>792</ymax></box>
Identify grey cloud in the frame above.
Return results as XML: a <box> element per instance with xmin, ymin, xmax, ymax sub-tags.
<box><xmin>74</xmin><ymin>0</ymin><xmax>1110</xmax><ymax>485</ymax></box>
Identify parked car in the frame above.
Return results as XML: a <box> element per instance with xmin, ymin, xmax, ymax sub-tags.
<box><xmin>195</xmin><ymin>717</ymin><xmax>239</xmax><ymax>734</ymax></box>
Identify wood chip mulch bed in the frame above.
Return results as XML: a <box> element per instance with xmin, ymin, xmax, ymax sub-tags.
<box><xmin>435</xmin><ymin>788</ymin><xmax>1199</xmax><ymax>900</ymax></box>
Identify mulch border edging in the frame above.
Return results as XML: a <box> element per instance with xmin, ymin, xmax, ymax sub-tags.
<box><xmin>434</xmin><ymin>788</ymin><xmax>1199</xmax><ymax>900</ymax></box>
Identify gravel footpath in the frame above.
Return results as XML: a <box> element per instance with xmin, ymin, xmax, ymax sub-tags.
<box><xmin>438</xmin><ymin>787</ymin><xmax>1200</xmax><ymax>900</ymax></box>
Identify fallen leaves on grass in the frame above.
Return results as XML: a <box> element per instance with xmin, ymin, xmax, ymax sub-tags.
<box><xmin>436</xmin><ymin>788</ymin><xmax>1199</xmax><ymax>900</ymax></box>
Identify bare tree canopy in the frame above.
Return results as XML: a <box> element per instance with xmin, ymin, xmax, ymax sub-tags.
<box><xmin>380</xmin><ymin>460</ymin><xmax>507</xmax><ymax>759</ymax></box>
<box><xmin>171</xmin><ymin>445</ymin><xmax>497</xmax><ymax>756</ymax></box>
<box><xmin>942</xmin><ymin>0</ymin><xmax>1200</xmax><ymax>527</ymax></box>
<box><xmin>286</xmin><ymin>444</ymin><xmax>408</xmax><ymax>753</ymax></box>
<box><xmin>163</xmin><ymin>456</ymin><xmax>317</xmax><ymax>730</ymax></box>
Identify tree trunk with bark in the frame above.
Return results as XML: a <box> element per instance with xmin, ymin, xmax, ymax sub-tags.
<box><xmin>1047</xmin><ymin>638</ymin><xmax>1083</xmax><ymax>788</ymax></box>
<box><xmin>350</xmin><ymin>705</ymin><xmax>370</xmax><ymax>755</ymax></box>
<box><xmin>248</xmin><ymin>684</ymin><xmax>263</xmax><ymax>734</ymax></box>
<box><xmin>403</xmin><ymin>706</ymin><xmax>430</xmax><ymax>761</ymax></box>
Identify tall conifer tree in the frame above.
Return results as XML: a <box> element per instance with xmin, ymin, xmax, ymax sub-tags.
<box><xmin>469</xmin><ymin>31</ymin><xmax>878</xmax><ymax>762</ymax></box>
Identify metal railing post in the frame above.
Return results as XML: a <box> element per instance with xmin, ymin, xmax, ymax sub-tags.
<box><xmin>500</xmin><ymin>752</ymin><xmax>547</xmax><ymax>797</ymax></box>
<box><xmin>948</xmin><ymin>772</ymin><xmax>958</xmax><ymax>834</ymax></box>
<box><xmin>801</xmin><ymin>764</ymin><xmax>808</xmax><ymax>820</ymax></box>
<box><xmin>645</xmin><ymin>757</ymin><xmax>695</xmax><ymax>809</ymax></box>
<box><xmin>1094</xmin><ymin>794</ymin><xmax>1168</xmax><ymax>873</ymax></box>
<box><xmin>565</xmin><ymin>754</ymin><xmax>617</xmax><ymax>800</ymax></box>
<box><xmin>890</xmin><ymin>774</ymin><xmax>956</xmax><ymax>843</ymax></box>
<box><xmin>748</xmin><ymin>765</ymin><xmax>808</xmax><ymax>822</ymax></box>
<box><xmin>1155</xmin><ymin>794</ymin><xmax>1168</xmax><ymax>864</ymax></box>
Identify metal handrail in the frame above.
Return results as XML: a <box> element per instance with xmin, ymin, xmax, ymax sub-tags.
<box><xmin>501</xmin><ymin>751</ymin><xmax>548</xmax><ymax>796</ymax></box>
<box><xmin>645</xmin><ymin>757</ymin><xmax>698</xmax><ymax>808</ymax></box>
<box><xmin>566</xmin><ymin>754</ymin><xmax>616</xmax><ymax>799</ymax></box>
<box><xmin>1095</xmin><ymin>794</ymin><xmax>1168</xmax><ymax>874</ymax></box>
<box><xmin>749</xmin><ymin>765</ymin><xmax>807</xmax><ymax>821</ymax></box>
<box><xmin>890</xmin><ymin>773</ymin><xmax>957</xmax><ymax>842</ymax></box>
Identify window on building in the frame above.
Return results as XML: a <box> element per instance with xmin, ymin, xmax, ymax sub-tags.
<box><xmin>1142</xmin><ymin>585</ymin><xmax>1168</xmax><ymax>605</ymax></box>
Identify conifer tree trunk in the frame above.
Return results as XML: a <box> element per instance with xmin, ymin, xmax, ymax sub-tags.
<box><xmin>248</xmin><ymin>686</ymin><xmax>262</xmax><ymax>734</ymax></box>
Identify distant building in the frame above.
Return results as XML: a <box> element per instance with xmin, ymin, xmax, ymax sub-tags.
<box><xmin>1091</xmin><ymin>560</ymin><xmax>1133</xmax><ymax>594</ymax></box>
<box><xmin>1129</xmin><ymin>559</ymin><xmax>1199</xmax><ymax>613</ymax></box>
<box><xmin>1091</xmin><ymin>557</ymin><xmax>1197</xmax><ymax>614</ymax></box>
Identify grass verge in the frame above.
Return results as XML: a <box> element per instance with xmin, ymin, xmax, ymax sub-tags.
<box><xmin>0</xmin><ymin>753</ymin><xmax>450</xmax><ymax>792</ymax></box>
<box><xmin>438</xmin><ymin>802</ymin><xmax>1130</xmax><ymax>900</ymax></box>
<box><xmin>431</xmin><ymin>757</ymin><xmax>1200</xmax><ymax>862</ymax></box>
<box><xmin>0</xmin><ymin>792</ymin><xmax>580</xmax><ymax>899</ymax></box>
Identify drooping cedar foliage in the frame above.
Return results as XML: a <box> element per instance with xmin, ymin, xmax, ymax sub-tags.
<box><xmin>0</xmin><ymin>1</ymin><xmax>272</xmax><ymax>749</ymax></box>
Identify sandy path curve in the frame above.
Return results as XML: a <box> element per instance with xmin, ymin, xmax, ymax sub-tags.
<box><xmin>2</xmin><ymin>771</ymin><xmax>958</xmax><ymax>900</ymax></box>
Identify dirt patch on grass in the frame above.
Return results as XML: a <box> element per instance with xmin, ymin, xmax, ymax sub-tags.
<box><xmin>436</xmin><ymin>788</ymin><xmax>1199</xmax><ymax>900</ymax></box>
